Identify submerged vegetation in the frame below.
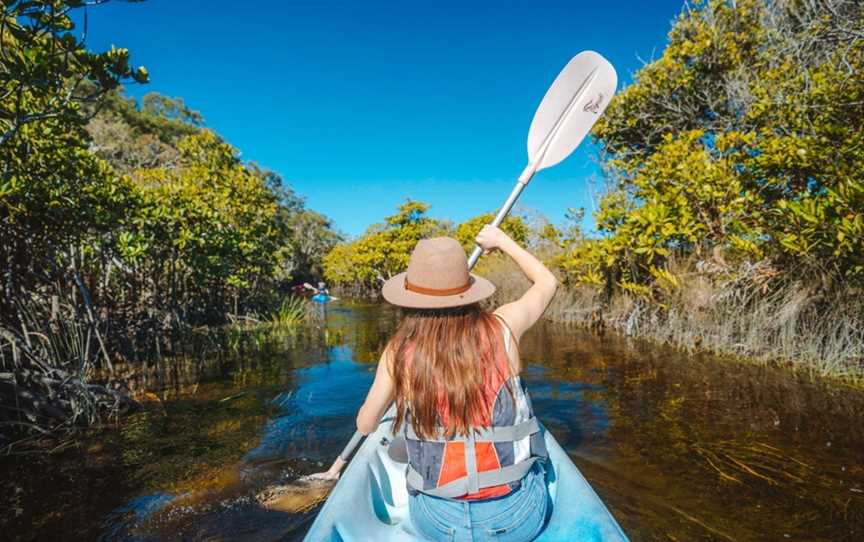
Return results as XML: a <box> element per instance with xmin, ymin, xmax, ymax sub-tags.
<box><xmin>324</xmin><ymin>0</ymin><xmax>864</xmax><ymax>381</ymax></box>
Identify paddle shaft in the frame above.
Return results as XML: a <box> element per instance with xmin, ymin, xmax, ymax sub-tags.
<box><xmin>466</xmin><ymin>164</ymin><xmax>536</xmax><ymax>270</ymax></box>
<box><xmin>338</xmin><ymin>431</ymin><xmax>364</xmax><ymax>461</ymax></box>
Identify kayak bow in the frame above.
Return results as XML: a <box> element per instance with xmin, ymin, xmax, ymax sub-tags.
<box><xmin>305</xmin><ymin>407</ymin><xmax>628</xmax><ymax>541</ymax></box>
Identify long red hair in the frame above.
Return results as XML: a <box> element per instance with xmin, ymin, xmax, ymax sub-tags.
<box><xmin>388</xmin><ymin>303</ymin><xmax>512</xmax><ymax>440</ymax></box>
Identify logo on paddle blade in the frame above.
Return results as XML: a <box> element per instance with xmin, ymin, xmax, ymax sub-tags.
<box><xmin>584</xmin><ymin>93</ymin><xmax>604</xmax><ymax>114</ymax></box>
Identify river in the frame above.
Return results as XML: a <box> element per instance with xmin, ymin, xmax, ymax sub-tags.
<box><xmin>2</xmin><ymin>302</ymin><xmax>862</xmax><ymax>541</ymax></box>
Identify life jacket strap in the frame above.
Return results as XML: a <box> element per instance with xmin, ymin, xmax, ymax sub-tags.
<box><xmin>464</xmin><ymin>431</ymin><xmax>480</xmax><ymax>494</ymax></box>
<box><xmin>406</xmin><ymin>456</ymin><xmax>544</xmax><ymax>499</ymax></box>
<box><xmin>404</xmin><ymin>416</ymin><xmax>540</xmax><ymax>443</ymax></box>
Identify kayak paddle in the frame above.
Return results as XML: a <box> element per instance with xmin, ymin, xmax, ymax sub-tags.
<box><xmin>309</xmin><ymin>50</ymin><xmax>618</xmax><ymax>481</ymax></box>
<box><xmin>467</xmin><ymin>50</ymin><xmax>618</xmax><ymax>268</ymax></box>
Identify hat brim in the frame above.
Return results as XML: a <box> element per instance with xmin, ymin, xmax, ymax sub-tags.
<box><xmin>381</xmin><ymin>272</ymin><xmax>496</xmax><ymax>309</ymax></box>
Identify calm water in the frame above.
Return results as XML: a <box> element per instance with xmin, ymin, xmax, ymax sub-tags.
<box><xmin>2</xmin><ymin>302</ymin><xmax>863</xmax><ymax>541</ymax></box>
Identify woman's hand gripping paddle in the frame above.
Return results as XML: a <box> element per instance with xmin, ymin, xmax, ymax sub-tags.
<box><xmin>306</xmin><ymin>51</ymin><xmax>618</xmax><ymax>482</ymax></box>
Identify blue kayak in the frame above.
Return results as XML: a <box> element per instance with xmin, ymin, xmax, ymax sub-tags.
<box><xmin>311</xmin><ymin>293</ymin><xmax>330</xmax><ymax>304</ymax></box>
<box><xmin>304</xmin><ymin>408</ymin><xmax>628</xmax><ymax>541</ymax></box>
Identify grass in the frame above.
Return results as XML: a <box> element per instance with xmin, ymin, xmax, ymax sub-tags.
<box><xmin>226</xmin><ymin>295</ymin><xmax>318</xmax><ymax>334</ymax></box>
<box><xmin>266</xmin><ymin>296</ymin><xmax>310</xmax><ymax>329</ymax></box>
<box><xmin>481</xmin><ymin>255</ymin><xmax>864</xmax><ymax>384</ymax></box>
<box><xmin>223</xmin><ymin>295</ymin><xmax>324</xmax><ymax>354</ymax></box>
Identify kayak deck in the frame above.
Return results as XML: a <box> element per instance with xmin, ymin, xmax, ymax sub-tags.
<box><xmin>305</xmin><ymin>412</ymin><xmax>628</xmax><ymax>541</ymax></box>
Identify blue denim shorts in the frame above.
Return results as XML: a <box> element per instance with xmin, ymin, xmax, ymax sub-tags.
<box><xmin>408</xmin><ymin>462</ymin><xmax>550</xmax><ymax>542</ymax></box>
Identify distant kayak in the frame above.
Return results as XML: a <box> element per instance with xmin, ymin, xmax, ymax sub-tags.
<box><xmin>311</xmin><ymin>293</ymin><xmax>330</xmax><ymax>304</ymax></box>
<box><xmin>305</xmin><ymin>407</ymin><xmax>628</xmax><ymax>541</ymax></box>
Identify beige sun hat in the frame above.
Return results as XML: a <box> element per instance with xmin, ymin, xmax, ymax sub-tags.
<box><xmin>381</xmin><ymin>237</ymin><xmax>496</xmax><ymax>309</ymax></box>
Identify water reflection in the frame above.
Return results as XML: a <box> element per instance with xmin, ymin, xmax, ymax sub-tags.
<box><xmin>245</xmin><ymin>346</ymin><xmax>375</xmax><ymax>463</ymax></box>
<box><xmin>1</xmin><ymin>301</ymin><xmax>862</xmax><ymax>541</ymax></box>
<box><xmin>519</xmin><ymin>326</ymin><xmax>864</xmax><ymax>541</ymax></box>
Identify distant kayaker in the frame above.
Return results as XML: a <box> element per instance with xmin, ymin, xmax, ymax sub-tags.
<box><xmin>303</xmin><ymin>281</ymin><xmax>338</xmax><ymax>303</ymax></box>
<box><xmin>316</xmin><ymin>226</ymin><xmax>557</xmax><ymax>541</ymax></box>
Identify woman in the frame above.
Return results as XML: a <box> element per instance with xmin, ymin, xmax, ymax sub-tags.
<box><xmin>321</xmin><ymin>225</ymin><xmax>557</xmax><ymax>541</ymax></box>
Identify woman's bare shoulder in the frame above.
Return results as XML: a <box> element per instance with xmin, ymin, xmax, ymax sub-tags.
<box><xmin>491</xmin><ymin>310</ymin><xmax>521</xmax><ymax>374</ymax></box>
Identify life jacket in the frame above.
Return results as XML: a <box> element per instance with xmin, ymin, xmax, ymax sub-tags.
<box><xmin>402</xmin><ymin>317</ymin><xmax>548</xmax><ymax>500</ymax></box>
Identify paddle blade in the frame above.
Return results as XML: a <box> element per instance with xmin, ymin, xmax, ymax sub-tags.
<box><xmin>527</xmin><ymin>51</ymin><xmax>618</xmax><ymax>171</ymax></box>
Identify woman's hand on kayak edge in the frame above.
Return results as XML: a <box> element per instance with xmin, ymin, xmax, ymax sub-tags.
<box><xmin>475</xmin><ymin>225</ymin><xmax>513</xmax><ymax>254</ymax></box>
<box><xmin>303</xmin><ymin>457</ymin><xmax>345</xmax><ymax>481</ymax></box>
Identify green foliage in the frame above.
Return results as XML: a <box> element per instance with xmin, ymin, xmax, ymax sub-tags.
<box><xmin>324</xmin><ymin>206</ymin><xmax>543</xmax><ymax>293</ymax></box>
<box><xmin>282</xmin><ymin>208</ymin><xmax>343</xmax><ymax>279</ymax></box>
<box><xmin>83</xmin><ymin>89</ymin><xmax>204</xmax><ymax>173</ymax></box>
<box><xmin>1</xmin><ymin>1</ymin><xmax>148</xmax><ymax>147</ymax></box>
<box><xmin>123</xmin><ymin>130</ymin><xmax>284</xmax><ymax>315</ymax></box>
<box><xmin>0</xmin><ymin>100</ymin><xmax>135</xmax><ymax>295</ymax></box>
<box><xmin>535</xmin><ymin>207</ymin><xmax>586</xmax><ymax>257</ymax></box>
<box><xmin>323</xmin><ymin>200</ymin><xmax>449</xmax><ymax>289</ymax></box>
<box><xmin>562</xmin><ymin>0</ymin><xmax>864</xmax><ymax>286</ymax></box>
<box><xmin>0</xmin><ymin>1</ymin><xmax>340</xmax><ymax>443</ymax></box>
<box><xmin>0</xmin><ymin>0</ymin><xmax>339</xmax><ymax>328</ymax></box>
<box><xmin>101</xmin><ymin>90</ymin><xmax>201</xmax><ymax>143</ymax></box>
<box><xmin>0</xmin><ymin>0</ymin><xmax>148</xmax><ymax>300</ymax></box>
<box><xmin>454</xmin><ymin>212</ymin><xmax>528</xmax><ymax>251</ymax></box>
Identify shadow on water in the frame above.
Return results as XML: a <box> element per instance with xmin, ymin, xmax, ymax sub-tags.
<box><xmin>1</xmin><ymin>301</ymin><xmax>863</xmax><ymax>541</ymax></box>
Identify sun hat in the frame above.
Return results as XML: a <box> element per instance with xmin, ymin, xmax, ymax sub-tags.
<box><xmin>381</xmin><ymin>237</ymin><xmax>496</xmax><ymax>309</ymax></box>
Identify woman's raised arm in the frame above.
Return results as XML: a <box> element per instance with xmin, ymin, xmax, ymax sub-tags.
<box><xmin>475</xmin><ymin>225</ymin><xmax>558</xmax><ymax>343</ymax></box>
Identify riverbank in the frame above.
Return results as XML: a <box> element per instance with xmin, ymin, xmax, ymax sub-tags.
<box><xmin>0</xmin><ymin>295</ymin><xmax>320</xmax><ymax>454</ymax></box>
<box><xmin>483</xmin><ymin>256</ymin><xmax>864</xmax><ymax>385</ymax></box>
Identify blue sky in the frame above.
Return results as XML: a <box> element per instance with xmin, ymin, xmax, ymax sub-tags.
<box><xmin>81</xmin><ymin>0</ymin><xmax>682</xmax><ymax>237</ymax></box>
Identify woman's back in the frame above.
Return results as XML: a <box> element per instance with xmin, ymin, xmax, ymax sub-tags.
<box><xmin>394</xmin><ymin>310</ymin><xmax>548</xmax><ymax>501</ymax></box>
